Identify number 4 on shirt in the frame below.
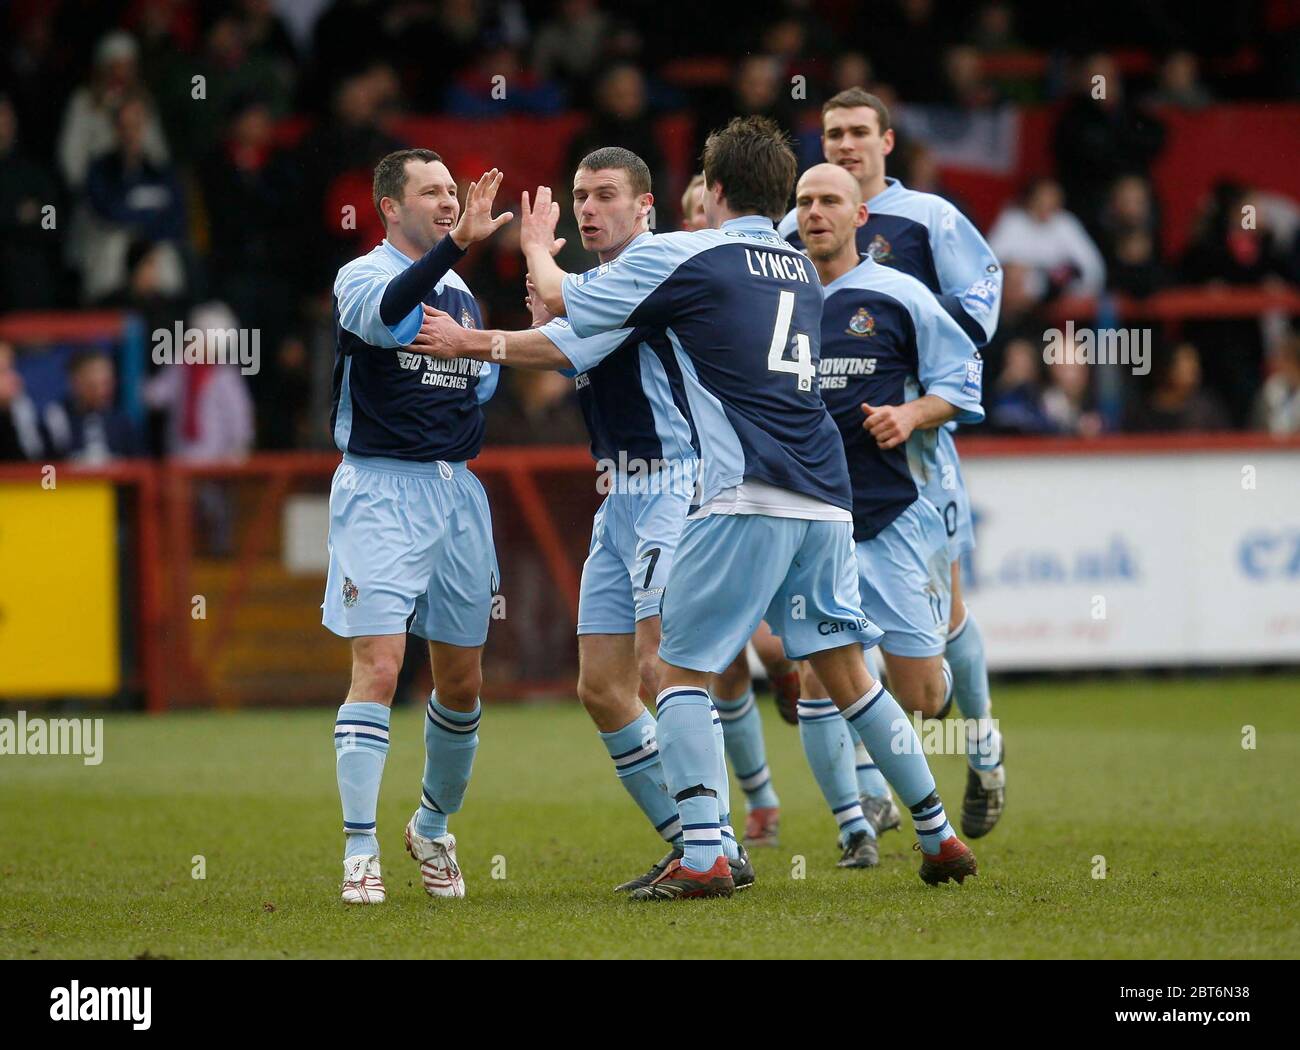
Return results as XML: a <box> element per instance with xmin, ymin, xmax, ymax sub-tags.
<box><xmin>767</xmin><ymin>289</ymin><xmax>815</xmax><ymax>391</ymax></box>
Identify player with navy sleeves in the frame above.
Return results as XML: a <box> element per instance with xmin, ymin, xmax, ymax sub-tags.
<box><xmin>519</xmin><ymin>147</ymin><xmax>754</xmax><ymax>894</ymax></box>
<box><xmin>326</xmin><ymin>149</ymin><xmax>511</xmax><ymax>904</ymax></box>
<box><xmin>792</xmin><ymin>163</ymin><xmax>988</xmax><ymax>868</ymax></box>
<box><xmin>778</xmin><ymin>88</ymin><xmax>1007</xmax><ymax>839</ymax></box>
<box><xmin>416</xmin><ymin>118</ymin><xmax>979</xmax><ymax>896</ymax></box>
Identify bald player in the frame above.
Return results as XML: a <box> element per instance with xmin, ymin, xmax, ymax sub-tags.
<box><xmin>779</xmin><ymin>90</ymin><xmax>1006</xmax><ymax>840</ymax></box>
<box><xmin>789</xmin><ymin>164</ymin><xmax>988</xmax><ymax>866</ymax></box>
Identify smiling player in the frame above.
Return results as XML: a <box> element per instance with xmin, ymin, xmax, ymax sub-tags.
<box><xmin>326</xmin><ymin>150</ymin><xmax>510</xmax><ymax>904</ymax></box>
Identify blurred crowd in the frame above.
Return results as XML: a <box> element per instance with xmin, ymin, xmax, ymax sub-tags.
<box><xmin>2</xmin><ymin>0</ymin><xmax>1300</xmax><ymax>465</ymax></box>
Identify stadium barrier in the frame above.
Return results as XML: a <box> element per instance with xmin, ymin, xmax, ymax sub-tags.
<box><xmin>2</xmin><ymin>435</ymin><xmax>1297</xmax><ymax>711</ymax></box>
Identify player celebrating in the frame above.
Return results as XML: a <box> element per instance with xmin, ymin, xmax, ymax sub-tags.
<box><xmin>521</xmin><ymin>147</ymin><xmax>754</xmax><ymax>893</ymax></box>
<box><xmin>793</xmin><ymin>163</ymin><xmax>986</xmax><ymax>867</ymax></box>
<box><xmin>779</xmin><ymin>88</ymin><xmax>1006</xmax><ymax>837</ymax></box>
<box><xmin>416</xmin><ymin>117</ymin><xmax>979</xmax><ymax>899</ymax></box>
<box><xmin>325</xmin><ymin>150</ymin><xmax>511</xmax><ymax>904</ymax></box>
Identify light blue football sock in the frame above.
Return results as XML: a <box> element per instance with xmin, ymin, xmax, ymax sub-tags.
<box><xmin>657</xmin><ymin>687</ymin><xmax>724</xmax><ymax>872</ymax></box>
<box><xmin>843</xmin><ymin>683</ymin><xmax>956</xmax><ymax>854</ymax></box>
<box><xmin>416</xmin><ymin>692</ymin><xmax>480</xmax><ymax>839</ymax></box>
<box><xmin>599</xmin><ymin>706</ymin><xmax>681</xmax><ymax>844</ymax></box>
<box><xmin>947</xmin><ymin>611</ymin><xmax>1002</xmax><ymax>770</ymax></box>
<box><xmin>797</xmin><ymin>697</ymin><xmax>872</xmax><ymax>846</ymax></box>
<box><xmin>334</xmin><ymin>701</ymin><xmax>390</xmax><ymax>859</ymax></box>
<box><xmin>713</xmin><ymin>688</ymin><xmax>780</xmax><ymax>811</ymax></box>
<box><xmin>844</xmin><ymin>719</ymin><xmax>891</xmax><ymax>800</ymax></box>
<box><xmin>711</xmin><ymin>703</ymin><xmax>740</xmax><ymax>861</ymax></box>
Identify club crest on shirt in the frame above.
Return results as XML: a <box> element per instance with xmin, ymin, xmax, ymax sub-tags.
<box><xmin>342</xmin><ymin>577</ymin><xmax>359</xmax><ymax>607</ymax></box>
<box><xmin>846</xmin><ymin>307</ymin><xmax>876</xmax><ymax>337</ymax></box>
<box><xmin>866</xmin><ymin>234</ymin><xmax>893</xmax><ymax>263</ymax></box>
<box><xmin>460</xmin><ymin>308</ymin><xmax>475</xmax><ymax>329</ymax></box>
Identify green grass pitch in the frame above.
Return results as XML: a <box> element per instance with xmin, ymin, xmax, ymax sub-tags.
<box><xmin>3</xmin><ymin>675</ymin><xmax>1297</xmax><ymax>959</ymax></box>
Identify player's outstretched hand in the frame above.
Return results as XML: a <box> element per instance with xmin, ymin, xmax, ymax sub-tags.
<box><xmin>525</xmin><ymin>276</ymin><xmax>555</xmax><ymax>326</ymax></box>
<box><xmin>450</xmin><ymin>169</ymin><xmax>514</xmax><ymax>249</ymax></box>
<box><xmin>861</xmin><ymin>402</ymin><xmax>916</xmax><ymax>450</ymax></box>
<box><xmin>410</xmin><ymin>304</ymin><xmax>464</xmax><ymax>359</ymax></box>
<box><xmin>519</xmin><ymin>187</ymin><xmax>565</xmax><ymax>259</ymax></box>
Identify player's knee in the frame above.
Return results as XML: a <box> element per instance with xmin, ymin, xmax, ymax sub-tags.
<box><xmin>435</xmin><ymin>663</ymin><xmax>482</xmax><ymax>709</ymax></box>
<box><xmin>576</xmin><ymin>671</ymin><xmax>621</xmax><ymax>722</ymax></box>
<box><xmin>897</xmin><ymin>677</ymin><xmax>946</xmax><ymax>718</ymax></box>
<box><xmin>352</xmin><ymin>650</ymin><xmax>403</xmax><ymax>701</ymax></box>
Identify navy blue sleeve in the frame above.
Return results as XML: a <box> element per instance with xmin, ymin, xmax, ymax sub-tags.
<box><xmin>378</xmin><ymin>236</ymin><xmax>466</xmax><ymax>327</ymax></box>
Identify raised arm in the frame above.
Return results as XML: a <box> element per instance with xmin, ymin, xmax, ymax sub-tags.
<box><xmin>518</xmin><ymin>187</ymin><xmax>569</xmax><ymax>317</ymax></box>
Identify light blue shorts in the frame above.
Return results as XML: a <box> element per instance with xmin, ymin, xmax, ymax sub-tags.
<box><xmin>322</xmin><ymin>454</ymin><xmax>499</xmax><ymax>647</ymax></box>
<box><xmin>577</xmin><ymin>489</ymin><xmax>691</xmax><ymax>634</ymax></box>
<box><xmin>856</xmin><ymin>498</ymin><xmax>952</xmax><ymax>658</ymax></box>
<box><xmin>659</xmin><ymin>514</ymin><xmax>882</xmax><ymax>673</ymax></box>
<box><xmin>918</xmin><ymin>427</ymin><xmax>974</xmax><ymax>558</ymax></box>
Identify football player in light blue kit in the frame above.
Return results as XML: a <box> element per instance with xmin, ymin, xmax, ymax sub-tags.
<box><xmin>325</xmin><ymin>150</ymin><xmax>512</xmax><ymax>904</ymax></box>
<box><xmin>520</xmin><ymin>147</ymin><xmax>754</xmax><ymax>894</ymax></box>
<box><xmin>793</xmin><ymin>163</ymin><xmax>988</xmax><ymax>868</ymax></box>
<box><xmin>417</xmin><ymin>117</ymin><xmax>980</xmax><ymax>898</ymax></box>
<box><xmin>779</xmin><ymin>89</ymin><xmax>1006</xmax><ymax>838</ymax></box>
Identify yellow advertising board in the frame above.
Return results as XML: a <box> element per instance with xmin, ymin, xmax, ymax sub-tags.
<box><xmin>0</xmin><ymin>479</ymin><xmax>120</xmax><ymax>696</ymax></box>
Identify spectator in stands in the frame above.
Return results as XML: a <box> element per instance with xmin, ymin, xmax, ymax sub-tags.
<box><xmin>1128</xmin><ymin>342</ymin><xmax>1230</xmax><ymax>432</ymax></box>
<box><xmin>0</xmin><ymin>342</ymin><xmax>46</xmax><ymax>462</ymax></box>
<box><xmin>942</xmin><ymin>45</ymin><xmax>1001</xmax><ymax>109</ymax></box>
<box><xmin>696</xmin><ymin>54</ymin><xmax>801</xmax><ymax>166</ymax></box>
<box><xmin>1252</xmin><ymin>332</ymin><xmax>1300</xmax><ymax>435</ymax></box>
<box><xmin>896</xmin><ymin>140</ymin><xmax>973</xmax><ymax>218</ymax></box>
<box><xmin>568</xmin><ymin>64</ymin><xmax>666</xmax><ymax>193</ymax></box>
<box><xmin>1052</xmin><ymin>52</ymin><xmax>1165</xmax><ymax>237</ymax></box>
<box><xmin>1181</xmin><ymin>180</ymin><xmax>1294</xmax><ymax>423</ymax></box>
<box><xmin>292</xmin><ymin>63</ymin><xmax>404</xmax><ymax>288</ymax></box>
<box><xmin>1182</xmin><ymin>180</ymin><xmax>1295</xmax><ymax>286</ymax></box>
<box><xmin>57</xmin><ymin>31</ymin><xmax>169</xmax><ymax>189</ymax></box>
<box><xmin>0</xmin><ymin>93</ymin><xmax>61</xmax><ymax>310</ymax></box>
<box><xmin>1145</xmin><ymin>51</ymin><xmax>1215</xmax><ymax>109</ymax></box>
<box><xmin>80</xmin><ymin>93</ymin><xmax>187</xmax><ymax>303</ymax></box>
<box><xmin>143</xmin><ymin>301</ymin><xmax>255</xmax><ymax>461</ymax></box>
<box><xmin>201</xmin><ymin>94</ymin><xmax>293</xmax><ymax>349</ymax></box>
<box><xmin>1099</xmin><ymin>175</ymin><xmax>1161</xmax><ymax>250</ymax></box>
<box><xmin>988</xmin><ymin>335</ymin><xmax>1055</xmax><ymax>434</ymax></box>
<box><xmin>258</xmin><ymin>333</ymin><xmax>313</xmax><ymax>451</ymax></box>
<box><xmin>829</xmin><ymin>52</ymin><xmax>874</xmax><ymax>98</ymax></box>
<box><xmin>1106</xmin><ymin>228</ymin><xmax>1171</xmax><ymax>297</ymax></box>
<box><xmin>1042</xmin><ymin>357</ymin><xmax>1107</xmax><ymax>437</ymax></box>
<box><xmin>532</xmin><ymin>0</ymin><xmax>612</xmax><ymax>92</ymax></box>
<box><xmin>42</xmin><ymin>350</ymin><xmax>143</xmax><ymax>462</ymax></box>
<box><xmin>445</xmin><ymin>39</ymin><xmax>566</xmax><ymax>116</ymax></box>
<box><xmin>872</xmin><ymin>0</ymin><xmax>951</xmax><ymax>104</ymax></box>
<box><xmin>988</xmin><ymin>177</ymin><xmax>1107</xmax><ymax>300</ymax></box>
<box><xmin>969</xmin><ymin>1</ymin><xmax>1038</xmax><ymax>103</ymax></box>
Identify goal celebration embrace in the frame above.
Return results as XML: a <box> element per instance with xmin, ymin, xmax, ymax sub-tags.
<box><xmin>327</xmin><ymin>94</ymin><xmax>1004</xmax><ymax>904</ymax></box>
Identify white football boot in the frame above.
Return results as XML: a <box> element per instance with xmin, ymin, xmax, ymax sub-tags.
<box><xmin>341</xmin><ymin>854</ymin><xmax>386</xmax><ymax>904</ymax></box>
<box><xmin>404</xmin><ymin>813</ymin><xmax>466</xmax><ymax>898</ymax></box>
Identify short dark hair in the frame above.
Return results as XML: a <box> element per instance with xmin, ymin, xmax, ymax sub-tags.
<box><xmin>576</xmin><ymin>146</ymin><xmax>652</xmax><ymax>196</ymax></box>
<box><xmin>822</xmin><ymin>88</ymin><xmax>892</xmax><ymax>134</ymax></box>
<box><xmin>372</xmin><ymin>148</ymin><xmax>442</xmax><ymax>227</ymax></box>
<box><xmin>701</xmin><ymin>116</ymin><xmax>797</xmax><ymax>221</ymax></box>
